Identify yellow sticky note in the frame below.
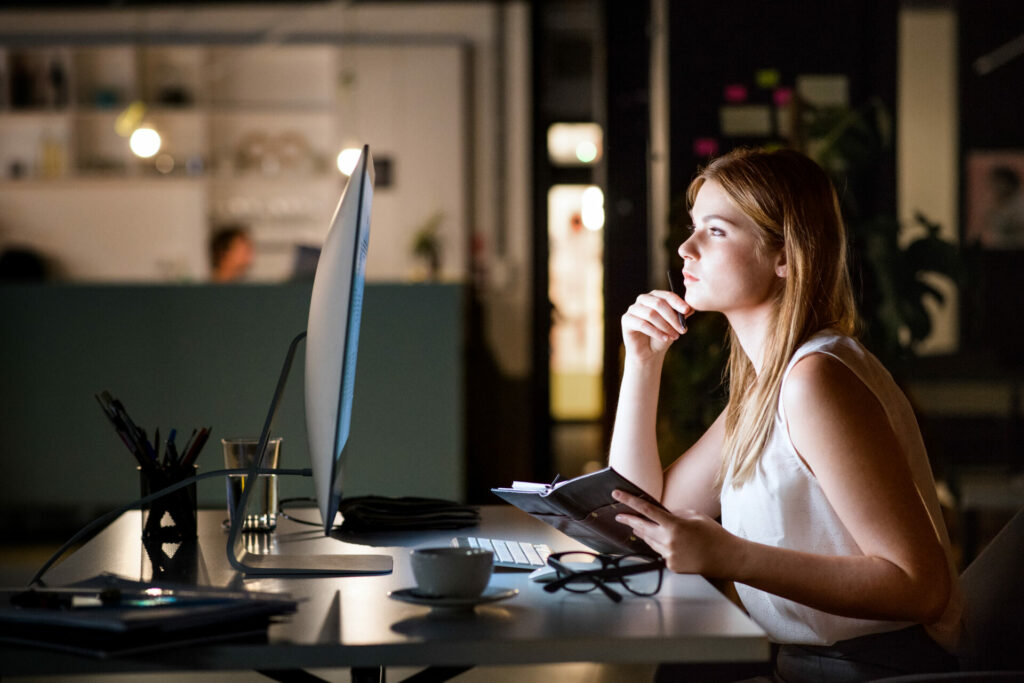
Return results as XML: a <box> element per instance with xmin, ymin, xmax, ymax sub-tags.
<box><xmin>756</xmin><ymin>68</ymin><xmax>780</xmax><ymax>89</ymax></box>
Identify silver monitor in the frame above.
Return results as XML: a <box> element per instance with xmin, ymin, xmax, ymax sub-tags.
<box><xmin>227</xmin><ymin>144</ymin><xmax>392</xmax><ymax>576</ymax></box>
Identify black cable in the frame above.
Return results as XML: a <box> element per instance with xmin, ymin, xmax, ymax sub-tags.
<box><xmin>30</xmin><ymin>466</ymin><xmax>312</xmax><ymax>587</ymax></box>
<box><xmin>277</xmin><ymin>497</ymin><xmax>326</xmax><ymax>528</ymax></box>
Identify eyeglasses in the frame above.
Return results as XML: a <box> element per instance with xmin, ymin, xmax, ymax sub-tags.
<box><xmin>543</xmin><ymin>551</ymin><xmax>665</xmax><ymax>602</ymax></box>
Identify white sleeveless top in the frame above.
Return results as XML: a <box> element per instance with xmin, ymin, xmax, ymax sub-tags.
<box><xmin>719</xmin><ymin>331</ymin><xmax>963</xmax><ymax>649</ymax></box>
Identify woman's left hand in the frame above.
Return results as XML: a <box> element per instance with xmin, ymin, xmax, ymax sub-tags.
<box><xmin>612</xmin><ymin>489</ymin><xmax>740</xmax><ymax>578</ymax></box>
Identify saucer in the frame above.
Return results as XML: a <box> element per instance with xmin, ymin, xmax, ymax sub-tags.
<box><xmin>388</xmin><ymin>586</ymin><xmax>518</xmax><ymax>611</ymax></box>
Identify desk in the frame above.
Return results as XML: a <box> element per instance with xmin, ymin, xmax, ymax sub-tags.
<box><xmin>0</xmin><ymin>506</ymin><xmax>768</xmax><ymax>680</ymax></box>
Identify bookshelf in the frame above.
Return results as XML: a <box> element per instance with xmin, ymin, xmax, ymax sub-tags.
<box><xmin>0</xmin><ymin>43</ymin><xmax>344</xmax><ymax>280</ymax></box>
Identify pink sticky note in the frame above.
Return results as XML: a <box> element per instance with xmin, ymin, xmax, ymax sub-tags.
<box><xmin>724</xmin><ymin>84</ymin><xmax>748</xmax><ymax>103</ymax></box>
<box><xmin>774</xmin><ymin>87</ymin><xmax>794</xmax><ymax>107</ymax></box>
<box><xmin>694</xmin><ymin>138</ymin><xmax>719</xmax><ymax>157</ymax></box>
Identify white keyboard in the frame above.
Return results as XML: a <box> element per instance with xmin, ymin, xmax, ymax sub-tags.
<box><xmin>453</xmin><ymin>536</ymin><xmax>552</xmax><ymax>570</ymax></box>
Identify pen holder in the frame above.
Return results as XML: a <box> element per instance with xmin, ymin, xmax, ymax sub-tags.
<box><xmin>143</xmin><ymin>533</ymin><xmax>199</xmax><ymax>582</ymax></box>
<box><xmin>138</xmin><ymin>465</ymin><xmax>198</xmax><ymax>542</ymax></box>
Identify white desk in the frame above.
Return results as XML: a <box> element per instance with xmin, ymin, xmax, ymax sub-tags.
<box><xmin>0</xmin><ymin>506</ymin><xmax>768</xmax><ymax>679</ymax></box>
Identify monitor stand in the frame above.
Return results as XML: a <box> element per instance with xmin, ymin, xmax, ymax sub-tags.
<box><xmin>226</xmin><ymin>332</ymin><xmax>393</xmax><ymax>577</ymax></box>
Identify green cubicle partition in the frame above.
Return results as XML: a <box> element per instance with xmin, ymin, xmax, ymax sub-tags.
<box><xmin>0</xmin><ymin>283</ymin><xmax>464</xmax><ymax>530</ymax></box>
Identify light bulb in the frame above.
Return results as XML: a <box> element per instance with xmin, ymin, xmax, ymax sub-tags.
<box><xmin>575</xmin><ymin>141</ymin><xmax>598</xmax><ymax>164</ymax></box>
<box><xmin>336</xmin><ymin>147</ymin><xmax>362</xmax><ymax>176</ymax></box>
<box><xmin>129</xmin><ymin>127</ymin><xmax>161</xmax><ymax>158</ymax></box>
<box><xmin>581</xmin><ymin>186</ymin><xmax>605</xmax><ymax>231</ymax></box>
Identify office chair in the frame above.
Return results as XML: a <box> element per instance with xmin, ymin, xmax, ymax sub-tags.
<box><xmin>958</xmin><ymin>502</ymin><xmax>1024</xmax><ymax>672</ymax></box>
<box><xmin>878</xmin><ymin>504</ymin><xmax>1024</xmax><ymax>681</ymax></box>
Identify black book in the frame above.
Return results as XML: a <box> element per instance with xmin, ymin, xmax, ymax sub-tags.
<box><xmin>0</xmin><ymin>574</ymin><xmax>298</xmax><ymax>658</ymax></box>
<box><xmin>491</xmin><ymin>466</ymin><xmax>666</xmax><ymax>556</ymax></box>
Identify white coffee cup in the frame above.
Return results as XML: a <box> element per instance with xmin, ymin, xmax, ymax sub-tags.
<box><xmin>410</xmin><ymin>547</ymin><xmax>494</xmax><ymax>598</ymax></box>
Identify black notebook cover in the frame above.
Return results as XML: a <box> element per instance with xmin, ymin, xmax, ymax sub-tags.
<box><xmin>0</xmin><ymin>574</ymin><xmax>298</xmax><ymax>658</ymax></box>
<box><xmin>491</xmin><ymin>466</ymin><xmax>666</xmax><ymax>556</ymax></box>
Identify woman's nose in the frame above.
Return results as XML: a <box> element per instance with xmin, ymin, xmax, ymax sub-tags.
<box><xmin>679</xmin><ymin>235</ymin><xmax>695</xmax><ymax>260</ymax></box>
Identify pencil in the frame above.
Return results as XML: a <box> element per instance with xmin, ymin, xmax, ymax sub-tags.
<box><xmin>666</xmin><ymin>270</ymin><xmax>687</xmax><ymax>332</ymax></box>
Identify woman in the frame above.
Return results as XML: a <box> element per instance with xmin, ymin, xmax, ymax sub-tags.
<box><xmin>609</xmin><ymin>148</ymin><xmax>962</xmax><ymax>681</ymax></box>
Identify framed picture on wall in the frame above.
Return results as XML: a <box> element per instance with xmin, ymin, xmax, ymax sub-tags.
<box><xmin>965</xmin><ymin>150</ymin><xmax>1024</xmax><ymax>249</ymax></box>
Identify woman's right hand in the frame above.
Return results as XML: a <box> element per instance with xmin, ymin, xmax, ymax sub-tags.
<box><xmin>620</xmin><ymin>289</ymin><xmax>690</xmax><ymax>362</ymax></box>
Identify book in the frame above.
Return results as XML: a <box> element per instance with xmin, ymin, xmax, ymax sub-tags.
<box><xmin>0</xmin><ymin>573</ymin><xmax>298</xmax><ymax>658</ymax></box>
<box><xmin>491</xmin><ymin>466</ymin><xmax>666</xmax><ymax>556</ymax></box>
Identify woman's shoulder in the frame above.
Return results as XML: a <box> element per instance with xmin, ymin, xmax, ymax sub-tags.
<box><xmin>792</xmin><ymin>328</ymin><xmax>862</xmax><ymax>359</ymax></box>
<box><xmin>780</xmin><ymin>340</ymin><xmax>893</xmax><ymax>455</ymax></box>
<box><xmin>782</xmin><ymin>348</ymin><xmax>862</xmax><ymax>409</ymax></box>
<box><xmin>789</xmin><ymin>329</ymin><xmax>892</xmax><ymax>384</ymax></box>
<box><xmin>782</xmin><ymin>331</ymin><xmax>873</xmax><ymax>409</ymax></box>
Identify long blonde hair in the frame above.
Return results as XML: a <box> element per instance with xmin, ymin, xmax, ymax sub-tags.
<box><xmin>686</xmin><ymin>148</ymin><xmax>858</xmax><ymax>487</ymax></box>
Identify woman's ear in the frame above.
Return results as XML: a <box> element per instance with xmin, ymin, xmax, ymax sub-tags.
<box><xmin>774</xmin><ymin>250</ymin><xmax>787</xmax><ymax>278</ymax></box>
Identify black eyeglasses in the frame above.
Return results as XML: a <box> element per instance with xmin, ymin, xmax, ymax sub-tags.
<box><xmin>543</xmin><ymin>551</ymin><xmax>665</xmax><ymax>602</ymax></box>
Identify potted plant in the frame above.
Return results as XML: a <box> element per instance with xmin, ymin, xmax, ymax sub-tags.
<box><xmin>411</xmin><ymin>211</ymin><xmax>444</xmax><ymax>281</ymax></box>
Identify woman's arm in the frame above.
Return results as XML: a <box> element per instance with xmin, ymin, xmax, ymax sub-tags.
<box><xmin>614</xmin><ymin>353</ymin><xmax>951</xmax><ymax>624</ymax></box>
<box><xmin>607</xmin><ymin>353</ymin><xmax>669</xmax><ymax>499</ymax></box>
<box><xmin>608</xmin><ymin>289</ymin><xmax>722</xmax><ymax>516</ymax></box>
<box><xmin>661</xmin><ymin>411</ymin><xmax>725</xmax><ymax>518</ymax></box>
<box><xmin>608</xmin><ymin>289</ymin><xmax>686</xmax><ymax>498</ymax></box>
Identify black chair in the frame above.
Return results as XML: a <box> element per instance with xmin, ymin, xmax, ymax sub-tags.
<box><xmin>958</xmin><ymin>503</ymin><xmax>1024</xmax><ymax>672</ymax></box>
<box><xmin>877</xmin><ymin>504</ymin><xmax>1024</xmax><ymax>681</ymax></box>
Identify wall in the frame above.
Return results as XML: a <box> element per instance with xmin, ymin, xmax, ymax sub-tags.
<box><xmin>0</xmin><ymin>283</ymin><xmax>464</xmax><ymax>522</ymax></box>
<box><xmin>0</xmin><ymin>178</ymin><xmax>209</xmax><ymax>280</ymax></box>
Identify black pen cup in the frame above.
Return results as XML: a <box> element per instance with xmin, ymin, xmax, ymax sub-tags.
<box><xmin>138</xmin><ymin>465</ymin><xmax>198</xmax><ymax>542</ymax></box>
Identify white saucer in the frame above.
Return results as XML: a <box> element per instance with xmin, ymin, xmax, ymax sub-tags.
<box><xmin>388</xmin><ymin>586</ymin><xmax>518</xmax><ymax>611</ymax></box>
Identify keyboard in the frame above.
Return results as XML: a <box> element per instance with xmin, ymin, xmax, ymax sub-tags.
<box><xmin>452</xmin><ymin>536</ymin><xmax>552</xmax><ymax>570</ymax></box>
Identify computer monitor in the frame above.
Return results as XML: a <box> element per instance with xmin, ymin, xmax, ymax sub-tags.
<box><xmin>226</xmin><ymin>144</ymin><xmax>392</xmax><ymax>576</ymax></box>
<box><xmin>305</xmin><ymin>144</ymin><xmax>372</xmax><ymax>536</ymax></box>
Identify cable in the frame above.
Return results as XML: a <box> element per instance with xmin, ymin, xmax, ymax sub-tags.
<box><xmin>277</xmin><ymin>497</ymin><xmax>326</xmax><ymax>528</ymax></box>
<box><xmin>30</xmin><ymin>466</ymin><xmax>312</xmax><ymax>587</ymax></box>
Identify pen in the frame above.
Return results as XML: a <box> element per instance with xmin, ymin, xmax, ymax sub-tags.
<box><xmin>666</xmin><ymin>269</ymin><xmax>687</xmax><ymax>333</ymax></box>
<box><xmin>165</xmin><ymin>428</ymin><xmax>179</xmax><ymax>468</ymax></box>
<box><xmin>11</xmin><ymin>587</ymin><xmax>237</xmax><ymax>610</ymax></box>
<box><xmin>110</xmin><ymin>396</ymin><xmax>157</xmax><ymax>461</ymax></box>
<box><xmin>96</xmin><ymin>393</ymin><xmax>155</xmax><ymax>473</ymax></box>
<box><xmin>181</xmin><ymin>427</ymin><xmax>210</xmax><ymax>468</ymax></box>
<box><xmin>180</xmin><ymin>428</ymin><xmax>197</xmax><ymax>462</ymax></box>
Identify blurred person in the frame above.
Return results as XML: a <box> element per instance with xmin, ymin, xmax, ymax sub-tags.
<box><xmin>210</xmin><ymin>225</ymin><xmax>254</xmax><ymax>282</ymax></box>
<box><xmin>0</xmin><ymin>246</ymin><xmax>49</xmax><ymax>282</ymax></box>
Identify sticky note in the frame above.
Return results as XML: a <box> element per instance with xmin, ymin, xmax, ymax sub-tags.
<box><xmin>693</xmin><ymin>138</ymin><xmax>719</xmax><ymax>157</ymax></box>
<box><xmin>756</xmin><ymin>68</ymin><xmax>781</xmax><ymax>89</ymax></box>
<box><xmin>724</xmin><ymin>83</ymin><xmax>748</xmax><ymax>103</ymax></box>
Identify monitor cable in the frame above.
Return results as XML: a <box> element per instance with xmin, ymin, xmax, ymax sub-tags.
<box><xmin>29</xmin><ymin>466</ymin><xmax>312</xmax><ymax>588</ymax></box>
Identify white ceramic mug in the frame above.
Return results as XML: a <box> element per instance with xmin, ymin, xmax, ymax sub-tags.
<box><xmin>410</xmin><ymin>547</ymin><xmax>493</xmax><ymax>598</ymax></box>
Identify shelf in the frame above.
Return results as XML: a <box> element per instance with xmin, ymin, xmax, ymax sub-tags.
<box><xmin>0</xmin><ymin>44</ymin><xmax>341</xmax><ymax>184</ymax></box>
<box><xmin>0</xmin><ymin>41</ymin><xmax>354</xmax><ymax>282</ymax></box>
<box><xmin>0</xmin><ymin>175</ymin><xmax>206</xmax><ymax>188</ymax></box>
<box><xmin>0</xmin><ymin>109</ymin><xmax>73</xmax><ymax>119</ymax></box>
<box><xmin>0</xmin><ymin>169</ymin><xmax>341</xmax><ymax>185</ymax></box>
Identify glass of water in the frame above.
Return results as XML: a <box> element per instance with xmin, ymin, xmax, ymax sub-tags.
<box><xmin>222</xmin><ymin>437</ymin><xmax>281</xmax><ymax>532</ymax></box>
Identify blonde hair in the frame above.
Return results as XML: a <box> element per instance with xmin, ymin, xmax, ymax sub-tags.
<box><xmin>686</xmin><ymin>148</ymin><xmax>858</xmax><ymax>487</ymax></box>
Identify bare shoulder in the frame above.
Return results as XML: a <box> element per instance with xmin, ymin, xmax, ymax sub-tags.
<box><xmin>781</xmin><ymin>351</ymin><xmax>895</xmax><ymax>472</ymax></box>
<box><xmin>782</xmin><ymin>351</ymin><xmax>870</xmax><ymax>406</ymax></box>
